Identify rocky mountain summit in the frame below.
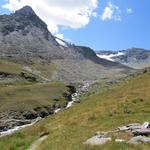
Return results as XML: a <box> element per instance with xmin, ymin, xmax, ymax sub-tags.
<box><xmin>0</xmin><ymin>6</ymin><xmax>132</xmax><ymax>83</ymax></box>
<box><xmin>97</xmin><ymin>48</ymin><xmax>150</xmax><ymax>69</ymax></box>
<box><xmin>0</xmin><ymin>6</ymin><xmax>109</xmax><ymax>62</ymax></box>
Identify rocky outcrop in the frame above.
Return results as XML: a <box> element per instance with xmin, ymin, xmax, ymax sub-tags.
<box><xmin>127</xmin><ymin>136</ymin><xmax>150</xmax><ymax>145</ymax></box>
<box><xmin>117</xmin><ymin>122</ymin><xmax>150</xmax><ymax>134</ymax></box>
<box><xmin>84</xmin><ymin>132</ymin><xmax>111</xmax><ymax>145</ymax></box>
<box><xmin>84</xmin><ymin>122</ymin><xmax>150</xmax><ymax>146</ymax></box>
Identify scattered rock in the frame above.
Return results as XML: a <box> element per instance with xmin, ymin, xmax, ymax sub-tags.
<box><xmin>20</xmin><ymin>72</ymin><xmax>37</xmax><ymax>82</ymax></box>
<box><xmin>84</xmin><ymin>135</ymin><xmax>111</xmax><ymax>145</ymax></box>
<box><xmin>0</xmin><ymin>72</ymin><xmax>12</xmax><ymax>78</ymax></box>
<box><xmin>127</xmin><ymin>136</ymin><xmax>150</xmax><ymax>145</ymax></box>
<box><xmin>117</xmin><ymin>122</ymin><xmax>150</xmax><ymax>133</ymax></box>
<box><xmin>117</xmin><ymin>126</ymin><xmax>129</xmax><ymax>131</ymax></box>
<box><xmin>142</xmin><ymin>122</ymin><xmax>150</xmax><ymax>129</ymax></box>
<box><xmin>132</xmin><ymin>129</ymin><xmax>150</xmax><ymax>136</ymax></box>
<box><xmin>84</xmin><ymin>122</ymin><xmax>150</xmax><ymax>146</ymax></box>
<box><xmin>84</xmin><ymin>132</ymin><xmax>111</xmax><ymax>145</ymax></box>
<box><xmin>23</xmin><ymin>111</ymin><xmax>38</xmax><ymax>120</ymax></box>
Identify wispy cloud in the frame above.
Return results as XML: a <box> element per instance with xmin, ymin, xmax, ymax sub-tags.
<box><xmin>101</xmin><ymin>1</ymin><xmax>121</xmax><ymax>21</ymax></box>
<box><xmin>126</xmin><ymin>8</ymin><xmax>133</xmax><ymax>14</ymax></box>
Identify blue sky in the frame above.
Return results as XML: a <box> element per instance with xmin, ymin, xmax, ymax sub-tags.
<box><xmin>0</xmin><ymin>0</ymin><xmax>150</xmax><ymax>51</ymax></box>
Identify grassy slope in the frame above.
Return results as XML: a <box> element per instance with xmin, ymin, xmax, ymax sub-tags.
<box><xmin>0</xmin><ymin>59</ymin><xmax>57</xmax><ymax>86</ymax></box>
<box><xmin>0</xmin><ymin>82</ymin><xmax>68</xmax><ymax>113</ymax></box>
<box><xmin>29</xmin><ymin>63</ymin><xmax>56</xmax><ymax>80</ymax></box>
<box><xmin>0</xmin><ymin>59</ymin><xmax>22</xmax><ymax>74</ymax></box>
<box><xmin>0</xmin><ymin>59</ymin><xmax>68</xmax><ymax>114</ymax></box>
<box><xmin>0</xmin><ymin>59</ymin><xmax>71</xmax><ymax>149</ymax></box>
<box><xmin>0</xmin><ymin>72</ymin><xmax>150</xmax><ymax>150</ymax></box>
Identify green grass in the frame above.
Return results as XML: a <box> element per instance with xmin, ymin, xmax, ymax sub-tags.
<box><xmin>0</xmin><ymin>81</ymin><xmax>68</xmax><ymax>113</ymax></box>
<box><xmin>0</xmin><ymin>72</ymin><xmax>150</xmax><ymax>150</ymax></box>
<box><xmin>29</xmin><ymin>63</ymin><xmax>57</xmax><ymax>80</ymax></box>
<box><xmin>0</xmin><ymin>59</ymin><xmax>22</xmax><ymax>74</ymax></box>
<box><xmin>0</xmin><ymin>59</ymin><xmax>57</xmax><ymax>86</ymax></box>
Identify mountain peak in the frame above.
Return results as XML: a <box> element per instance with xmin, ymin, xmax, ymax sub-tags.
<box><xmin>15</xmin><ymin>6</ymin><xmax>35</xmax><ymax>15</ymax></box>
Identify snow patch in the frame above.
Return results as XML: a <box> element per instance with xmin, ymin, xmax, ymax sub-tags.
<box><xmin>55</xmin><ymin>38</ymin><xmax>68</xmax><ymax>47</ymax></box>
<box><xmin>97</xmin><ymin>52</ymin><xmax>125</xmax><ymax>62</ymax></box>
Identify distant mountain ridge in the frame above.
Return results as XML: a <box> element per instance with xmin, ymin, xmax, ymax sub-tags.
<box><xmin>97</xmin><ymin>48</ymin><xmax>150</xmax><ymax>69</ymax></box>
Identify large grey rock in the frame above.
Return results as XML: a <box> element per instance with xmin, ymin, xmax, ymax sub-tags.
<box><xmin>84</xmin><ymin>132</ymin><xmax>111</xmax><ymax>145</ymax></box>
<box><xmin>127</xmin><ymin>136</ymin><xmax>150</xmax><ymax>145</ymax></box>
<box><xmin>132</xmin><ymin>129</ymin><xmax>150</xmax><ymax>136</ymax></box>
<box><xmin>117</xmin><ymin>123</ymin><xmax>142</xmax><ymax>132</ymax></box>
<box><xmin>85</xmin><ymin>122</ymin><xmax>150</xmax><ymax>146</ymax></box>
<box><xmin>84</xmin><ymin>135</ymin><xmax>111</xmax><ymax>145</ymax></box>
<box><xmin>117</xmin><ymin>122</ymin><xmax>150</xmax><ymax>134</ymax></box>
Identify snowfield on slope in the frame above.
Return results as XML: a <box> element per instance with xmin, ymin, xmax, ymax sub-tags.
<box><xmin>97</xmin><ymin>52</ymin><xmax>125</xmax><ymax>62</ymax></box>
<box><xmin>55</xmin><ymin>37</ymin><xmax>68</xmax><ymax>47</ymax></box>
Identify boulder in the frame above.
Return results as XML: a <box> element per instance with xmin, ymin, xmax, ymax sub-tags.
<box><xmin>127</xmin><ymin>136</ymin><xmax>150</xmax><ymax>145</ymax></box>
<box><xmin>84</xmin><ymin>135</ymin><xmax>111</xmax><ymax>145</ymax></box>
<box><xmin>132</xmin><ymin>129</ymin><xmax>150</xmax><ymax>136</ymax></box>
<box><xmin>141</xmin><ymin>122</ymin><xmax>150</xmax><ymax>129</ymax></box>
<box><xmin>118</xmin><ymin>123</ymin><xmax>142</xmax><ymax>132</ymax></box>
<box><xmin>84</xmin><ymin>132</ymin><xmax>111</xmax><ymax>145</ymax></box>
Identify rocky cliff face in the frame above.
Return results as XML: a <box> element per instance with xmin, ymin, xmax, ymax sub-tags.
<box><xmin>0</xmin><ymin>6</ymin><xmax>132</xmax><ymax>82</ymax></box>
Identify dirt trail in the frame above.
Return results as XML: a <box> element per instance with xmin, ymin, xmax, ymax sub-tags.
<box><xmin>28</xmin><ymin>135</ymin><xmax>48</xmax><ymax>150</ymax></box>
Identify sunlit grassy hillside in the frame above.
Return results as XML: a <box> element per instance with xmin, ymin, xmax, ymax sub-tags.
<box><xmin>0</xmin><ymin>71</ymin><xmax>150</xmax><ymax>150</ymax></box>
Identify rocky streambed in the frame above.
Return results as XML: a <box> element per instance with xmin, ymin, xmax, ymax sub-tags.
<box><xmin>0</xmin><ymin>83</ymin><xmax>90</xmax><ymax>137</ymax></box>
<box><xmin>0</xmin><ymin>117</ymin><xmax>41</xmax><ymax>138</ymax></box>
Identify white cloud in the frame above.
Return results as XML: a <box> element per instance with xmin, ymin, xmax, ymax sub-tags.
<box><xmin>126</xmin><ymin>8</ymin><xmax>133</xmax><ymax>14</ymax></box>
<box><xmin>101</xmin><ymin>1</ymin><xmax>121</xmax><ymax>21</ymax></box>
<box><xmin>2</xmin><ymin>0</ymin><xmax>98</xmax><ymax>34</ymax></box>
<box><xmin>55</xmin><ymin>33</ymin><xmax>64</xmax><ymax>40</ymax></box>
